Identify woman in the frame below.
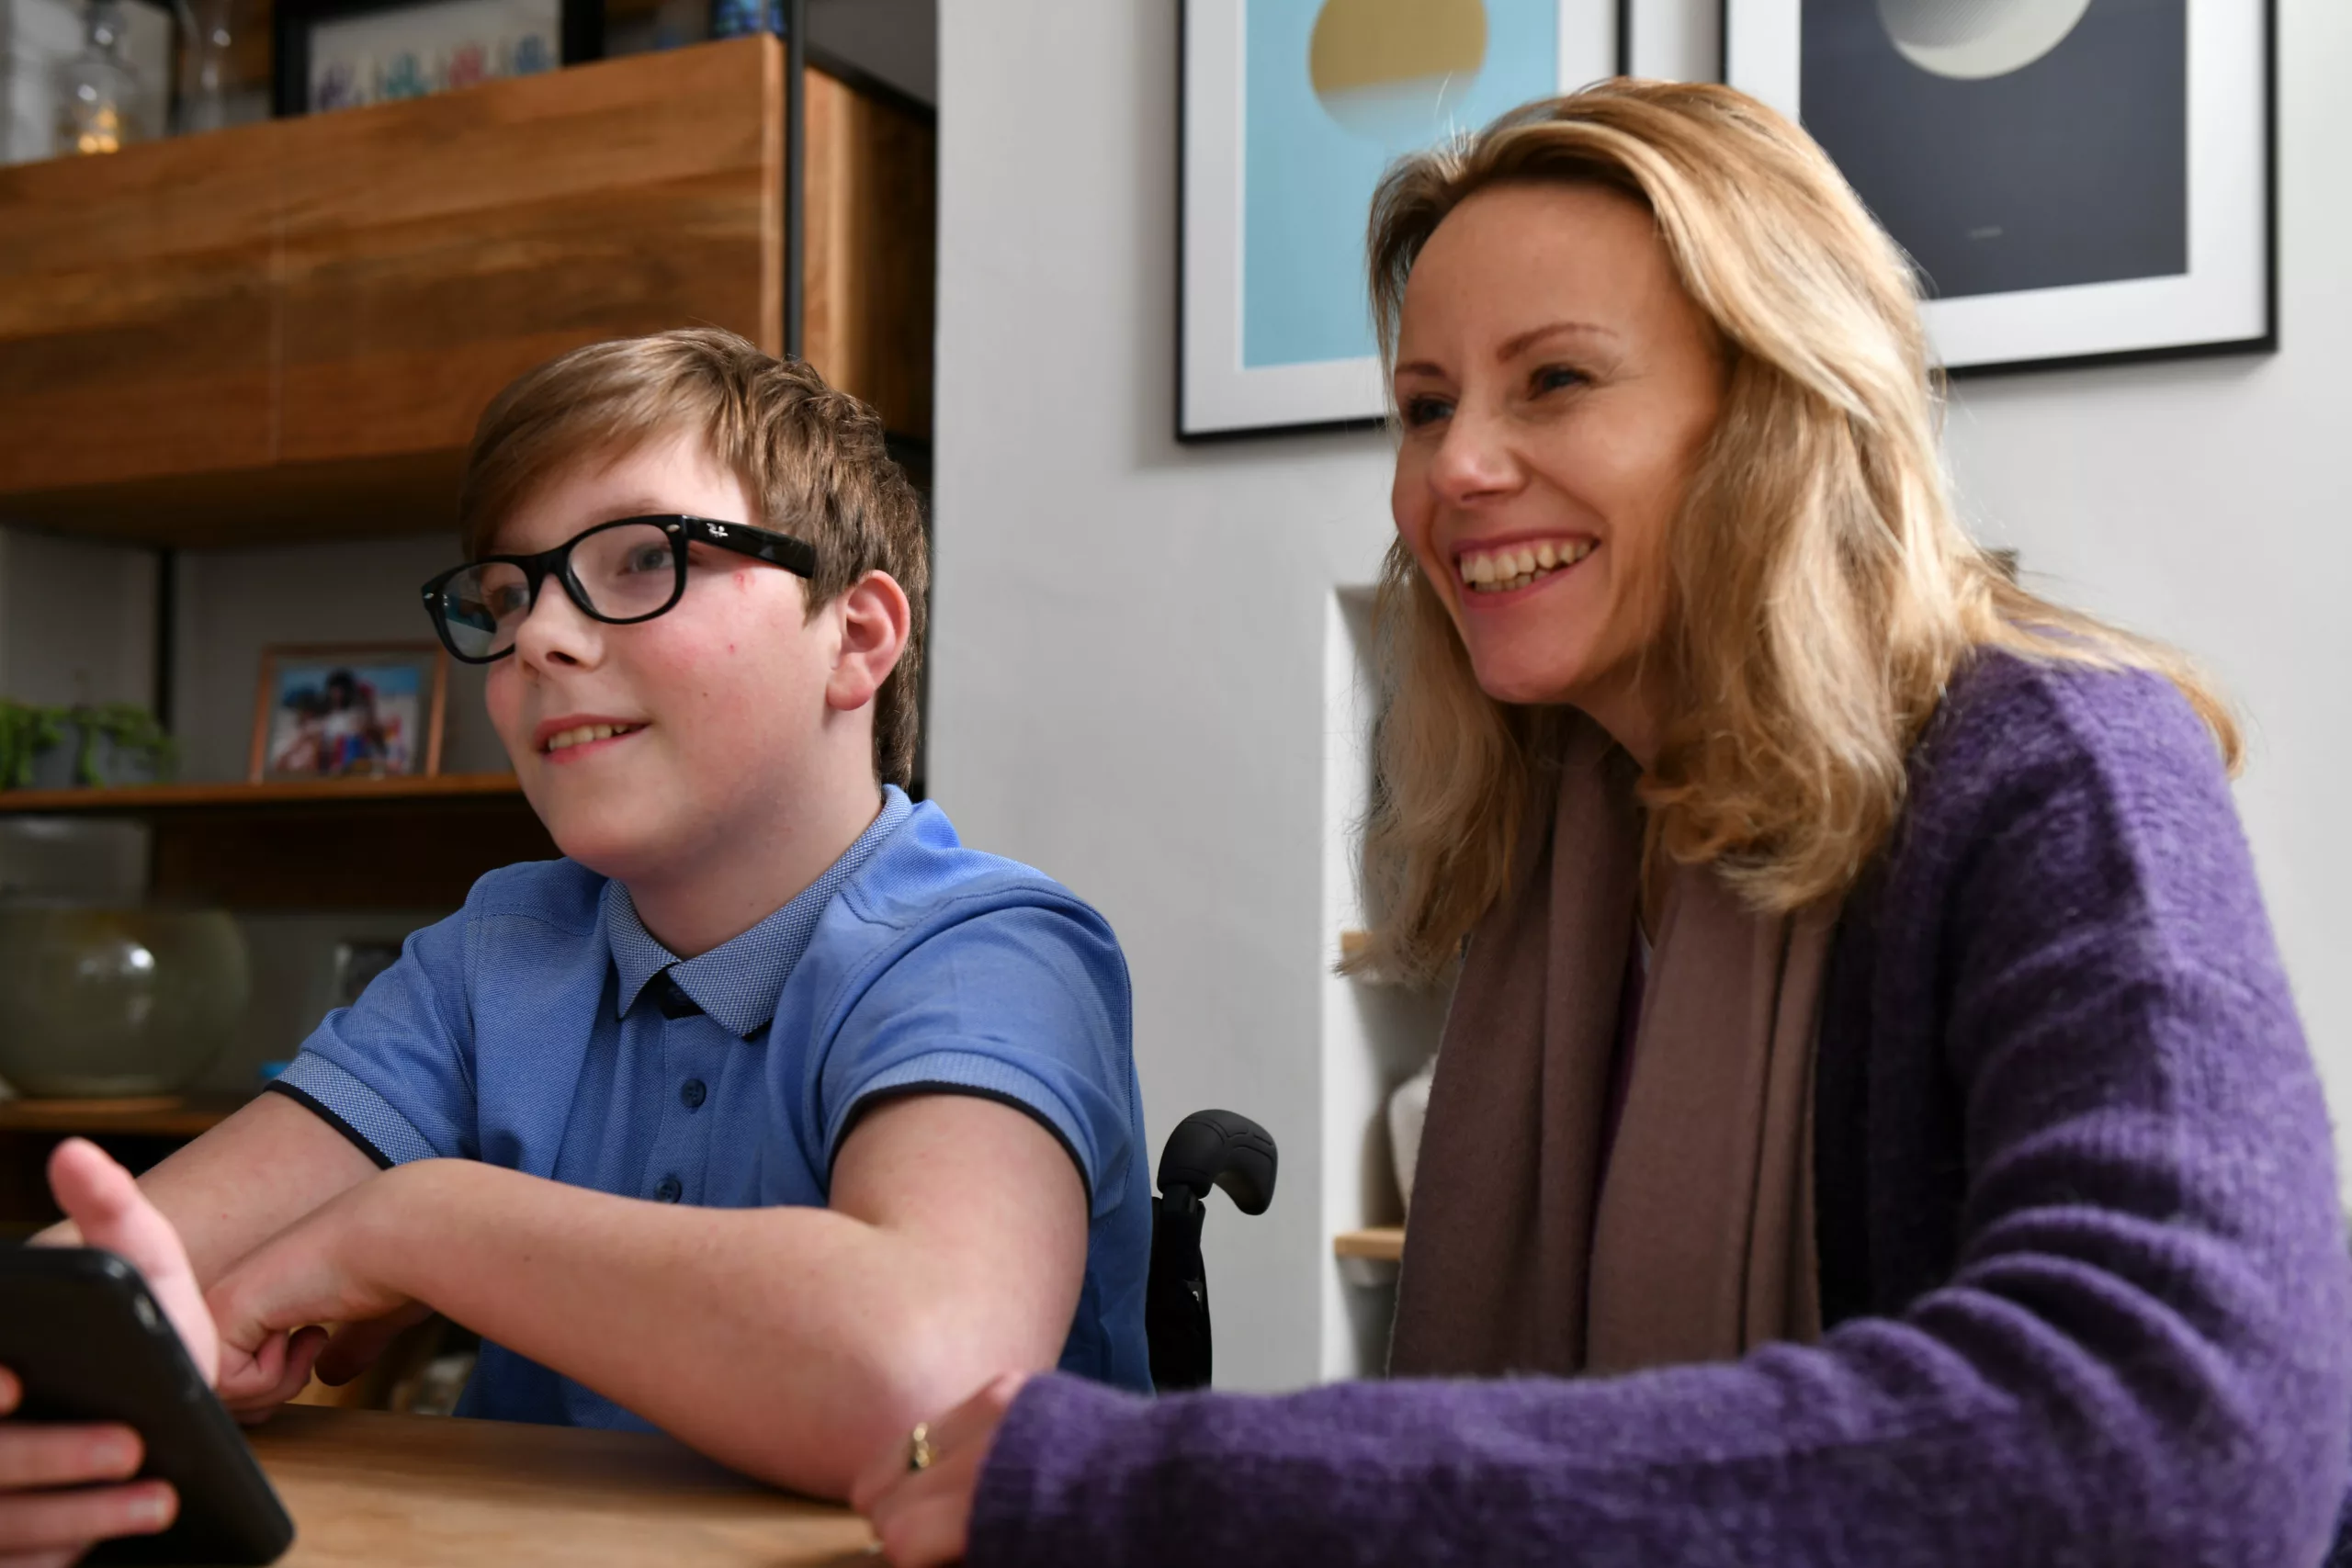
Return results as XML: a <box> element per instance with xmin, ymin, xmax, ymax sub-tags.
<box><xmin>854</xmin><ymin>82</ymin><xmax>2352</xmax><ymax>1565</ymax></box>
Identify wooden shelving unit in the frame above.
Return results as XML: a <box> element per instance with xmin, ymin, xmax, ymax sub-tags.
<box><xmin>1333</xmin><ymin>1225</ymin><xmax>1405</xmax><ymax>1264</ymax></box>
<box><xmin>0</xmin><ymin>773</ymin><xmax>525</xmax><ymax>816</ymax></box>
<box><xmin>0</xmin><ymin>37</ymin><xmax>934</xmax><ymax>547</ymax></box>
<box><xmin>0</xmin><ymin>773</ymin><xmax>553</xmax><ymax>908</ymax></box>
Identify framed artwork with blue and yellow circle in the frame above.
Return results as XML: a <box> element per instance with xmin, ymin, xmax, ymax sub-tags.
<box><xmin>1181</xmin><ymin>0</ymin><xmax>1623</xmax><ymax>439</ymax></box>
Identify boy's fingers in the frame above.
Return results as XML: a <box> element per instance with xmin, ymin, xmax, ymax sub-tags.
<box><xmin>0</xmin><ymin>1479</ymin><xmax>175</xmax><ymax>1550</ymax></box>
<box><xmin>43</xmin><ymin>1141</ymin><xmax>217</xmax><ymax>1386</ymax></box>
<box><xmin>0</xmin><ymin>1366</ymin><xmax>17</xmax><ymax>1415</ymax></box>
<box><xmin>316</xmin><ymin>1303</ymin><xmax>432</xmax><ymax>1386</ymax></box>
<box><xmin>0</xmin><ymin>1424</ymin><xmax>141</xmax><ymax>1489</ymax></box>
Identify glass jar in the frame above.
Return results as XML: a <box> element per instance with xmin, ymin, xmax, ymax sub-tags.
<box><xmin>52</xmin><ymin>0</ymin><xmax>142</xmax><ymax>156</ymax></box>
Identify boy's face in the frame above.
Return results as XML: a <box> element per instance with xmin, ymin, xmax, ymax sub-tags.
<box><xmin>482</xmin><ymin>431</ymin><xmax>839</xmax><ymax>884</ymax></box>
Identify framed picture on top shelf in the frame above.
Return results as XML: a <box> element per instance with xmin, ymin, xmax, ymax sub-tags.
<box><xmin>1724</xmin><ymin>0</ymin><xmax>2274</xmax><ymax>375</ymax></box>
<box><xmin>1180</xmin><ymin>0</ymin><xmax>1624</xmax><ymax>440</ymax></box>
<box><xmin>249</xmin><ymin>644</ymin><xmax>448</xmax><ymax>784</ymax></box>
<box><xmin>272</xmin><ymin>0</ymin><xmax>604</xmax><ymax>116</ymax></box>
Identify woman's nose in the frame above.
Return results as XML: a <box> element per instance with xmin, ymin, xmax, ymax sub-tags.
<box><xmin>1428</xmin><ymin>402</ymin><xmax>1521</xmax><ymax>503</ymax></box>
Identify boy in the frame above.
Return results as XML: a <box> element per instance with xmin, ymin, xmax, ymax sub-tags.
<box><xmin>0</xmin><ymin>331</ymin><xmax>1148</xmax><ymax>1552</ymax></box>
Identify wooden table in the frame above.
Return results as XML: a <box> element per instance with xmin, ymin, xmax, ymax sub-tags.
<box><xmin>245</xmin><ymin>1405</ymin><xmax>876</xmax><ymax>1566</ymax></box>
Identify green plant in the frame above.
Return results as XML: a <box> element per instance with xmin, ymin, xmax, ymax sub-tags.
<box><xmin>0</xmin><ymin>701</ymin><xmax>66</xmax><ymax>790</ymax></box>
<box><xmin>69</xmin><ymin>703</ymin><xmax>177</xmax><ymax>786</ymax></box>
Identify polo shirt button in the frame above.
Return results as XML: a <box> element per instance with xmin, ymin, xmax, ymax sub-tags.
<box><xmin>680</xmin><ymin>1078</ymin><xmax>707</xmax><ymax>1111</ymax></box>
<box><xmin>654</xmin><ymin>1175</ymin><xmax>683</xmax><ymax>1203</ymax></box>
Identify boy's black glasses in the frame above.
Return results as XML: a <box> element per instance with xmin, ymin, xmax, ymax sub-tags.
<box><xmin>420</xmin><ymin>515</ymin><xmax>819</xmax><ymax>664</ymax></box>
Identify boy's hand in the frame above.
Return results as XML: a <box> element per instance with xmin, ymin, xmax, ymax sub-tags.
<box><xmin>204</xmin><ymin>1168</ymin><xmax>425</xmax><ymax>1420</ymax></box>
<box><xmin>0</xmin><ymin>1139</ymin><xmax>217</xmax><ymax>1561</ymax></box>
<box><xmin>850</xmin><ymin>1372</ymin><xmax>1029</xmax><ymax>1568</ymax></box>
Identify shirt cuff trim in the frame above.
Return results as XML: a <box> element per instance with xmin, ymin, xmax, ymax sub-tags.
<box><xmin>265</xmin><ymin>1080</ymin><xmax>394</xmax><ymax>1171</ymax></box>
<box><xmin>831</xmin><ymin>1053</ymin><xmax>1099</xmax><ymax>1211</ymax></box>
<box><xmin>272</xmin><ymin>1052</ymin><xmax>440</xmax><ymax>1167</ymax></box>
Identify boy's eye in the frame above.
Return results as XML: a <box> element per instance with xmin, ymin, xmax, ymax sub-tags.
<box><xmin>618</xmin><ymin>544</ymin><xmax>673</xmax><ymax>575</ymax></box>
<box><xmin>484</xmin><ymin>583</ymin><xmax>529</xmax><ymax>620</ymax></box>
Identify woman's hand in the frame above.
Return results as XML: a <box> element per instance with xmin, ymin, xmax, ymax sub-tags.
<box><xmin>204</xmin><ymin>1169</ymin><xmax>426</xmax><ymax>1421</ymax></box>
<box><xmin>0</xmin><ymin>1139</ymin><xmax>215</xmax><ymax>1563</ymax></box>
<box><xmin>850</xmin><ymin>1372</ymin><xmax>1030</xmax><ymax>1568</ymax></box>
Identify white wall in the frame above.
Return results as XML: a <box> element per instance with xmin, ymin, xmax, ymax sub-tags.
<box><xmin>934</xmin><ymin>0</ymin><xmax>2352</xmax><ymax>1391</ymax></box>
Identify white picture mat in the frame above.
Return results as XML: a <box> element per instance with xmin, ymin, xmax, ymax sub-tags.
<box><xmin>1726</xmin><ymin>0</ymin><xmax>2268</xmax><ymax>370</ymax></box>
<box><xmin>1182</xmin><ymin>0</ymin><xmax>1620</xmax><ymax>437</ymax></box>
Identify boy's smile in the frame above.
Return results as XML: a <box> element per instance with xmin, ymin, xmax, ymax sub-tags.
<box><xmin>535</xmin><ymin>716</ymin><xmax>650</xmax><ymax>761</ymax></box>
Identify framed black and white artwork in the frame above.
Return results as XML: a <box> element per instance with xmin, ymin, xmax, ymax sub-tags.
<box><xmin>1181</xmin><ymin>0</ymin><xmax>1623</xmax><ymax>440</ymax></box>
<box><xmin>1724</xmin><ymin>0</ymin><xmax>2273</xmax><ymax>374</ymax></box>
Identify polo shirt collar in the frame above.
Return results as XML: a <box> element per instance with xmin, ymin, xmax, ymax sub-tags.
<box><xmin>605</xmin><ymin>784</ymin><xmax>915</xmax><ymax>1036</ymax></box>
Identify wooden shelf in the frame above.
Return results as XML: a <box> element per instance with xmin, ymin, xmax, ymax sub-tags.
<box><xmin>0</xmin><ymin>772</ymin><xmax>524</xmax><ymax>817</ymax></box>
<box><xmin>0</xmin><ymin>1094</ymin><xmax>245</xmax><ymax>1139</ymax></box>
<box><xmin>0</xmin><ymin>38</ymin><xmax>933</xmax><ymax>547</ymax></box>
<box><xmin>0</xmin><ymin>772</ymin><xmax>553</xmax><ymax>908</ymax></box>
<box><xmin>1333</xmin><ymin>1225</ymin><xmax>1405</xmax><ymax>1263</ymax></box>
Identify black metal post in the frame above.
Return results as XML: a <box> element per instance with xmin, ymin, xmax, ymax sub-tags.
<box><xmin>152</xmin><ymin>547</ymin><xmax>176</xmax><ymax>730</ymax></box>
<box><xmin>784</xmin><ymin>0</ymin><xmax>807</xmax><ymax>360</ymax></box>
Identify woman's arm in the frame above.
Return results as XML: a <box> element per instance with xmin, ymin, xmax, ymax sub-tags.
<box><xmin>922</xmin><ymin>670</ymin><xmax>2352</xmax><ymax>1568</ymax></box>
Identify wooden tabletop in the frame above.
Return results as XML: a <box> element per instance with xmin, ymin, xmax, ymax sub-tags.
<box><xmin>246</xmin><ymin>1405</ymin><xmax>876</xmax><ymax>1567</ymax></box>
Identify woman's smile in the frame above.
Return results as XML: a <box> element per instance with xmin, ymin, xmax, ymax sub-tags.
<box><xmin>1453</xmin><ymin>535</ymin><xmax>1599</xmax><ymax>600</ymax></box>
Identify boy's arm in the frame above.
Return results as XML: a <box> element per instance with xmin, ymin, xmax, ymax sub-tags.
<box><xmin>206</xmin><ymin>1091</ymin><xmax>1089</xmax><ymax>1500</ymax></box>
<box><xmin>38</xmin><ymin>1093</ymin><xmax>381</xmax><ymax>1285</ymax></box>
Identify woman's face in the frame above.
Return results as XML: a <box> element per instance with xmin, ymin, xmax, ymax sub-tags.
<box><xmin>1390</xmin><ymin>180</ymin><xmax>1724</xmax><ymax>758</ymax></box>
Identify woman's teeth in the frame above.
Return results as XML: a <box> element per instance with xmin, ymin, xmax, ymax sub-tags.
<box><xmin>544</xmin><ymin>723</ymin><xmax>644</xmax><ymax>753</ymax></box>
<box><xmin>1456</xmin><ymin>538</ymin><xmax>1594</xmax><ymax>594</ymax></box>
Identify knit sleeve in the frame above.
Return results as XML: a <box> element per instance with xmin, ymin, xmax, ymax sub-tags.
<box><xmin>965</xmin><ymin>662</ymin><xmax>2352</xmax><ymax>1568</ymax></box>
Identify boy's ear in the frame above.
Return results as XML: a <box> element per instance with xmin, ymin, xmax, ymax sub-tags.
<box><xmin>825</xmin><ymin>570</ymin><xmax>911</xmax><ymax>715</ymax></box>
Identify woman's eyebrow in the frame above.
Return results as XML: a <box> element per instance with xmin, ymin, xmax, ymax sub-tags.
<box><xmin>1498</xmin><ymin>320</ymin><xmax>1619</xmax><ymax>359</ymax></box>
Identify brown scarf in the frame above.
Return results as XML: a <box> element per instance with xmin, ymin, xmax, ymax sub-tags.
<box><xmin>1388</xmin><ymin>714</ymin><xmax>1833</xmax><ymax>1378</ymax></box>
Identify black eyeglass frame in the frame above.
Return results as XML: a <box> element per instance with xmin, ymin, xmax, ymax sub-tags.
<box><xmin>419</xmin><ymin>515</ymin><xmax>820</xmax><ymax>664</ymax></box>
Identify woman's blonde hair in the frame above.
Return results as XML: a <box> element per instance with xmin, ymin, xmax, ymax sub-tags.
<box><xmin>1352</xmin><ymin>81</ymin><xmax>2237</xmax><ymax>986</ymax></box>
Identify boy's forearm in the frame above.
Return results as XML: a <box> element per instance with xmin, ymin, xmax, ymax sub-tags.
<box><xmin>360</xmin><ymin>1157</ymin><xmax>1064</xmax><ymax>1497</ymax></box>
<box><xmin>39</xmin><ymin>1094</ymin><xmax>378</xmax><ymax>1284</ymax></box>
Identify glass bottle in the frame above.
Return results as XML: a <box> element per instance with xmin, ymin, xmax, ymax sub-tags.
<box><xmin>52</xmin><ymin>0</ymin><xmax>141</xmax><ymax>157</ymax></box>
<box><xmin>171</xmin><ymin>0</ymin><xmax>235</xmax><ymax>134</ymax></box>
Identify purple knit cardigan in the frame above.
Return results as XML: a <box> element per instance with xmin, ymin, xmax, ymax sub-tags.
<box><xmin>968</xmin><ymin>652</ymin><xmax>2352</xmax><ymax>1567</ymax></box>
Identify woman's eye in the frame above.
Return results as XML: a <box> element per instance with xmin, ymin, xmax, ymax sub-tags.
<box><xmin>1400</xmin><ymin>394</ymin><xmax>1453</xmax><ymax>428</ymax></box>
<box><xmin>1532</xmin><ymin>365</ymin><xmax>1588</xmax><ymax>396</ymax></box>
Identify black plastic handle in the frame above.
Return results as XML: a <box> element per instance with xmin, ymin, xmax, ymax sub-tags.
<box><xmin>1154</xmin><ymin>1109</ymin><xmax>1278</xmax><ymax>1215</ymax></box>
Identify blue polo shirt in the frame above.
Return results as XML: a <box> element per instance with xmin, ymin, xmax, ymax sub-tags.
<box><xmin>269</xmin><ymin>786</ymin><xmax>1151</xmax><ymax>1427</ymax></box>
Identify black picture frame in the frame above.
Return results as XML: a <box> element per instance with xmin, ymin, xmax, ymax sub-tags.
<box><xmin>272</xmin><ymin>0</ymin><xmax>605</xmax><ymax>117</ymax></box>
<box><xmin>1721</xmin><ymin>0</ymin><xmax>2276</xmax><ymax>378</ymax></box>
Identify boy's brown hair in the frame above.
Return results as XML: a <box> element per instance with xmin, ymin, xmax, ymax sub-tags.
<box><xmin>458</xmin><ymin>329</ymin><xmax>928</xmax><ymax>788</ymax></box>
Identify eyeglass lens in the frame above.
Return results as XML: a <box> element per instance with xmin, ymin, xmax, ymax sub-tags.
<box><xmin>434</xmin><ymin>522</ymin><xmax>679</xmax><ymax>660</ymax></box>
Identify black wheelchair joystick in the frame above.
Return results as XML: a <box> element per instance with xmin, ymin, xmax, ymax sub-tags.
<box><xmin>1146</xmin><ymin>1110</ymin><xmax>1279</xmax><ymax>1393</ymax></box>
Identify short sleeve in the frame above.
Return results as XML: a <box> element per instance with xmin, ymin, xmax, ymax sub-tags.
<box><xmin>820</xmin><ymin>903</ymin><xmax>1136</xmax><ymax>1216</ymax></box>
<box><xmin>270</xmin><ymin>906</ymin><xmax>478</xmax><ymax>1167</ymax></box>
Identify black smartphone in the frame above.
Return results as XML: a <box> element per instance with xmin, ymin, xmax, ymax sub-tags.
<box><xmin>0</xmin><ymin>1247</ymin><xmax>294</xmax><ymax>1565</ymax></box>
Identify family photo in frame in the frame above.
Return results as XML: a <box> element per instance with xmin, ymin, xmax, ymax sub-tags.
<box><xmin>248</xmin><ymin>643</ymin><xmax>448</xmax><ymax>784</ymax></box>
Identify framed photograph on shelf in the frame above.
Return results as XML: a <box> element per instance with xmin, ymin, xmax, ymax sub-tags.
<box><xmin>1724</xmin><ymin>0</ymin><xmax>2273</xmax><ymax>375</ymax></box>
<box><xmin>272</xmin><ymin>0</ymin><xmax>603</xmax><ymax>116</ymax></box>
<box><xmin>1181</xmin><ymin>0</ymin><xmax>1624</xmax><ymax>440</ymax></box>
<box><xmin>249</xmin><ymin>644</ymin><xmax>448</xmax><ymax>784</ymax></box>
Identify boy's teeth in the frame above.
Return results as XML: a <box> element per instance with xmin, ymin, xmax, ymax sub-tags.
<box><xmin>545</xmin><ymin>723</ymin><xmax>641</xmax><ymax>752</ymax></box>
<box><xmin>1454</xmin><ymin>538</ymin><xmax>1593</xmax><ymax>593</ymax></box>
